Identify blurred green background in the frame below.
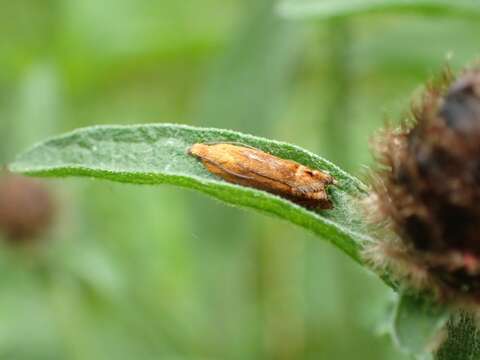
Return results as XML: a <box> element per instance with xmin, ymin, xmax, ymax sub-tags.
<box><xmin>1</xmin><ymin>0</ymin><xmax>479</xmax><ymax>359</ymax></box>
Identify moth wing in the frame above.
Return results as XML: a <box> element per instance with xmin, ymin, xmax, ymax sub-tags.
<box><xmin>293</xmin><ymin>182</ymin><xmax>327</xmax><ymax>195</ymax></box>
<box><xmin>201</xmin><ymin>157</ymin><xmax>257</xmax><ymax>181</ymax></box>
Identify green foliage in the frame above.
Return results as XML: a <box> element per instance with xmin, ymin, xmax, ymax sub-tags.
<box><xmin>14</xmin><ymin>123</ymin><xmax>480</xmax><ymax>360</ymax></box>
<box><xmin>10</xmin><ymin>124</ymin><xmax>370</xmax><ymax>263</ymax></box>
<box><xmin>3</xmin><ymin>0</ymin><xmax>480</xmax><ymax>359</ymax></box>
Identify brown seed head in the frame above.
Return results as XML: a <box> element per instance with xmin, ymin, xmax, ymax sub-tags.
<box><xmin>369</xmin><ymin>67</ymin><xmax>480</xmax><ymax>305</ymax></box>
<box><xmin>0</xmin><ymin>173</ymin><xmax>55</xmax><ymax>243</ymax></box>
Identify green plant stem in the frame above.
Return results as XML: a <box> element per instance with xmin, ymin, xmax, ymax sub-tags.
<box><xmin>435</xmin><ymin>312</ymin><xmax>480</xmax><ymax>360</ymax></box>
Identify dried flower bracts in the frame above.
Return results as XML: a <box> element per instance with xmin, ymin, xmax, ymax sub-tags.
<box><xmin>189</xmin><ymin>143</ymin><xmax>335</xmax><ymax>209</ymax></box>
<box><xmin>368</xmin><ymin>67</ymin><xmax>480</xmax><ymax>305</ymax></box>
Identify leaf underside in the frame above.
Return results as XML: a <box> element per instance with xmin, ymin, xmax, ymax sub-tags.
<box><xmin>10</xmin><ymin>123</ymin><xmax>372</xmax><ymax>263</ymax></box>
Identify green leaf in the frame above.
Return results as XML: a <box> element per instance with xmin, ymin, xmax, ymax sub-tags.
<box><xmin>435</xmin><ymin>312</ymin><xmax>480</xmax><ymax>360</ymax></box>
<box><xmin>277</xmin><ymin>0</ymin><xmax>480</xmax><ymax>20</ymax></box>
<box><xmin>392</xmin><ymin>293</ymin><xmax>449</xmax><ymax>356</ymax></box>
<box><xmin>10</xmin><ymin>124</ymin><xmax>371</xmax><ymax>264</ymax></box>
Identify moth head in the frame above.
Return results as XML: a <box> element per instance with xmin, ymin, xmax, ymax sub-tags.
<box><xmin>188</xmin><ymin>143</ymin><xmax>208</xmax><ymax>158</ymax></box>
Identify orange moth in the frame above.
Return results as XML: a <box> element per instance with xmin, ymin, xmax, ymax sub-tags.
<box><xmin>188</xmin><ymin>143</ymin><xmax>335</xmax><ymax>209</ymax></box>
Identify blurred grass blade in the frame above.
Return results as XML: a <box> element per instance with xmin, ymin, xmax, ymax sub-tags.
<box><xmin>277</xmin><ymin>0</ymin><xmax>480</xmax><ymax>20</ymax></box>
<box><xmin>10</xmin><ymin>124</ymin><xmax>371</xmax><ymax>263</ymax></box>
<box><xmin>196</xmin><ymin>0</ymin><xmax>301</xmax><ymax>134</ymax></box>
<box><xmin>392</xmin><ymin>293</ymin><xmax>449</xmax><ymax>356</ymax></box>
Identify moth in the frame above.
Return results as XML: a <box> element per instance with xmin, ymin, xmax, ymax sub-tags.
<box><xmin>188</xmin><ymin>143</ymin><xmax>335</xmax><ymax>209</ymax></box>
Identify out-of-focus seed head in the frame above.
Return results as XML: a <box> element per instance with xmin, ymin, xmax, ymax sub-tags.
<box><xmin>0</xmin><ymin>172</ymin><xmax>55</xmax><ymax>243</ymax></box>
<box><xmin>368</xmin><ymin>67</ymin><xmax>480</xmax><ymax>306</ymax></box>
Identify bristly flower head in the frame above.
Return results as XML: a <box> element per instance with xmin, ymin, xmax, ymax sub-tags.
<box><xmin>368</xmin><ymin>66</ymin><xmax>480</xmax><ymax>307</ymax></box>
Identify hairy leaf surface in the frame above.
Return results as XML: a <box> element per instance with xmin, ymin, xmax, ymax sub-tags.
<box><xmin>11</xmin><ymin>124</ymin><xmax>371</xmax><ymax>263</ymax></box>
